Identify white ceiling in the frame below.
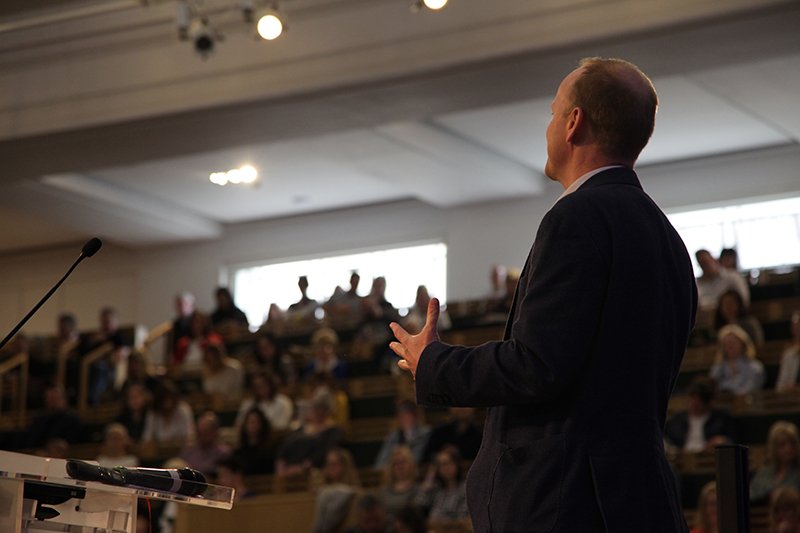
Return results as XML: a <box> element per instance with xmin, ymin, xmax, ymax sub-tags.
<box><xmin>0</xmin><ymin>0</ymin><xmax>799</xmax><ymax>253</ymax></box>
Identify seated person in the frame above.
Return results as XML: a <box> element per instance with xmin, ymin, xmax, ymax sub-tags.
<box><xmin>690</xmin><ymin>481</ymin><xmax>717</xmax><ymax>533</ymax></box>
<box><xmin>142</xmin><ymin>380</ymin><xmax>196</xmax><ymax>446</ymax></box>
<box><xmin>422</xmin><ymin>407</ymin><xmax>482</xmax><ymax>462</ymax></box>
<box><xmin>770</xmin><ymin>486</ymin><xmax>800</xmax><ymax>533</ymax></box>
<box><xmin>116</xmin><ymin>382</ymin><xmax>151</xmax><ymax>442</ymax></box>
<box><xmin>343</xmin><ymin>494</ymin><xmax>391</xmax><ymax>533</ymax></box>
<box><xmin>714</xmin><ymin>289</ymin><xmax>764</xmax><ymax>347</ymax></box>
<box><xmin>287</xmin><ymin>275</ymin><xmax>319</xmax><ymax>318</ymax></box>
<box><xmin>311</xmin><ymin>448</ymin><xmax>362</xmax><ymax>533</ymax></box>
<box><xmin>168</xmin><ymin>292</ymin><xmax>195</xmax><ymax>356</ymax></box>
<box><xmin>415</xmin><ymin>448</ymin><xmax>469</xmax><ymax>524</ymax></box>
<box><xmin>84</xmin><ymin>307</ymin><xmax>132</xmax><ymax>405</ymax></box>
<box><xmin>235</xmin><ymin>371</ymin><xmax>294</xmax><ymax>431</ymax></box>
<box><xmin>695</xmin><ymin>249</ymin><xmax>750</xmax><ymax>311</ymax></box>
<box><xmin>172</xmin><ymin>311</ymin><xmax>223</xmax><ymax>372</ymax></box>
<box><xmin>121</xmin><ymin>350</ymin><xmax>159</xmax><ymax>396</ymax></box>
<box><xmin>709</xmin><ymin>324</ymin><xmax>764</xmax><ymax>396</ymax></box>
<box><xmin>303</xmin><ymin>328</ymin><xmax>348</xmax><ymax>382</ymax></box>
<box><xmin>664</xmin><ymin>376</ymin><xmax>735</xmax><ymax>453</ymax></box>
<box><xmin>233</xmin><ymin>407</ymin><xmax>276</xmax><ymax>475</ymax></box>
<box><xmin>374</xmin><ymin>400</ymin><xmax>430</xmax><ymax>468</ymax></box>
<box><xmin>96</xmin><ymin>423</ymin><xmax>139</xmax><ymax>468</ymax></box>
<box><xmin>324</xmin><ymin>271</ymin><xmax>364</xmax><ymax>323</ymax></box>
<box><xmin>216</xmin><ymin>457</ymin><xmax>256</xmax><ymax>503</ymax></box>
<box><xmin>23</xmin><ymin>385</ymin><xmax>81</xmax><ymax>449</ymax></box>
<box><xmin>244</xmin><ymin>332</ymin><xmax>295</xmax><ymax>386</ymax></box>
<box><xmin>180</xmin><ymin>412</ymin><xmax>231</xmax><ymax>477</ymax></box>
<box><xmin>751</xmin><ymin>421</ymin><xmax>800</xmax><ymax>503</ymax></box>
<box><xmin>210</xmin><ymin>287</ymin><xmax>249</xmax><ymax>331</ymax></box>
<box><xmin>378</xmin><ymin>445</ymin><xmax>422</xmax><ymax>520</ymax></box>
<box><xmin>202</xmin><ymin>342</ymin><xmax>245</xmax><ymax>401</ymax></box>
<box><xmin>275</xmin><ymin>391</ymin><xmax>344</xmax><ymax>478</ymax></box>
<box><xmin>776</xmin><ymin>311</ymin><xmax>800</xmax><ymax>392</ymax></box>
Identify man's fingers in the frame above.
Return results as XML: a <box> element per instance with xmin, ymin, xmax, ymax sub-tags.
<box><xmin>426</xmin><ymin>297</ymin><xmax>440</xmax><ymax>329</ymax></box>
<box><xmin>390</xmin><ymin>322</ymin><xmax>411</xmax><ymax>344</ymax></box>
<box><xmin>389</xmin><ymin>341</ymin><xmax>407</xmax><ymax>358</ymax></box>
<box><xmin>397</xmin><ymin>359</ymin><xmax>411</xmax><ymax>373</ymax></box>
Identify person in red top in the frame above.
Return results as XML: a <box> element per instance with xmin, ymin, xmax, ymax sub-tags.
<box><xmin>172</xmin><ymin>311</ymin><xmax>222</xmax><ymax>371</ymax></box>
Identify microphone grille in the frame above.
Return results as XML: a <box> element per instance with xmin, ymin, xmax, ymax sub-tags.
<box><xmin>82</xmin><ymin>238</ymin><xmax>103</xmax><ymax>258</ymax></box>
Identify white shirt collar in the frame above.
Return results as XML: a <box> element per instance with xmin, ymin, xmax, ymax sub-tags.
<box><xmin>556</xmin><ymin>165</ymin><xmax>624</xmax><ymax>203</ymax></box>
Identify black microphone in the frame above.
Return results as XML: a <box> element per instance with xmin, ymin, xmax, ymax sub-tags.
<box><xmin>0</xmin><ymin>238</ymin><xmax>103</xmax><ymax>352</ymax></box>
<box><xmin>66</xmin><ymin>460</ymin><xmax>207</xmax><ymax>497</ymax></box>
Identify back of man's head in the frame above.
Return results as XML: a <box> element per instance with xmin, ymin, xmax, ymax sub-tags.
<box><xmin>571</xmin><ymin>57</ymin><xmax>658</xmax><ymax>163</ymax></box>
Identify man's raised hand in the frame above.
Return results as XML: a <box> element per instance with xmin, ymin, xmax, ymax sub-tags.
<box><xmin>389</xmin><ymin>297</ymin><xmax>440</xmax><ymax>379</ymax></box>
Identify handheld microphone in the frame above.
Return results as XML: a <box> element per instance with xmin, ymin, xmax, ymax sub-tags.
<box><xmin>0</xmin><ymin>238</ymin><xmax>103</xmax><ymax>352</ymax></box>
<box><xmin>66</xmin><ymin>460</ymin><xmax>207</xmax><ymax>497</ymax></box>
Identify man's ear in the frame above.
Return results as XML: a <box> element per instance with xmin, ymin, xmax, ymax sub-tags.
<box><xmin>565</xmin><ymin>106</ymin><xmax>588</xmax><ymax>144</ymax></box>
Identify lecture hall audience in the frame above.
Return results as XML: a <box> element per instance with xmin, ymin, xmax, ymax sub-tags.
<box><xmin>378</xmin><ymin>445</ymin><xmax>422</xmax><ymax>519</ymax></box>
<box><xmin>232</xmin><ymin>406</ymin><xmax>276</xmax><ymax>475</ymax></box>
<box><xmin>664</xmin><ymin>376</ymin><xmax>735</xmax><ymax>453</ymax></box>
<box><xmin>141</xmin><ymin>380</ymin><xmax>196</xmax><ymax>446</ymax></box>
<box><xmin>180</xmin><ymin>411</ymin><xmax>231</xmax><ymax>477</ymax></box>
<box><xmin>714</xmin><ymin>288</ymin><xmax>765</xmax><ymax>347</ymax></box>
<box><xmin>374</xmin><ymin>399</ymin><xmax>431</xmax><ymax>468</ymax></box>
<box><xmin>776</xmin><ymin>310</ymin><xmax>800</xmax><ymax>392</ymax></box>
<box><xmin>695</xmin><ymin>249</ymin><xmax>750</xmax><ymax>311</ymax></box>
<box><xmin>770</xmin><ymin>487</ymin><xmax>800</xmax><ymax>533</ymax></box>
<box><xmin>235</xmin><ymin>370</ymin><xmax>294</xmax><ymax>431</ymax></box>
<box><xmin>751</xmin><ymin>421</ymin><xmax>800</xmax><ymax>504</ymax></box>
<box><xmin>709</xmin><ymin>324</ymin><xmax>765</xmax><ymax>395</ymax></box>
<box><xmin>690</xmin><ymin>481</ymin><xmax>717</xmax><ymax>533</ymax></box>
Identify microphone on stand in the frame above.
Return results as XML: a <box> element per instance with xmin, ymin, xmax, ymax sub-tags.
<box><xmin>66</xmin><ymin>460</ymin><xmax>207</xmax><ymax>497</ymax></box>
<box><xmin>0</xmin><ymin>237</ymin><xmax>103</xmax><ymax>352</ymax></box>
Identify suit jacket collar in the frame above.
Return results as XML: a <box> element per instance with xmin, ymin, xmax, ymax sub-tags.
<box><xmin>576</xmin><ymin>165</ymin><xmax>643</xmax><ymax>191</ymax></box>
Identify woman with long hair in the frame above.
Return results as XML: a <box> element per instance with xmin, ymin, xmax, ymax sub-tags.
<box><xmin>751</xmin><ymin>421</ymin><xmax>800</xmax><ymax>503</ymax></box>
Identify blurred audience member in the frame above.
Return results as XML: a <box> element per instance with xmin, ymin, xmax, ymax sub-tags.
<box><xmin>695</xmin><ymin>249</ymin><xmax>750</xmax><ymax>311</ymax></box>
<box><xmin>40</xmin><ymin>438</ymin><xmax>70</xmax><ymax>459</ymax></box>
<box><xmin>85</xmin><ymin>307</ymin><xmax>132</xmax><ymax>405</ymax></box>
<box><xmin>122</xmin><ymin>350</ymin><xmax>159</xmax><ymax>396</ymax></box>
<box><xmin>142</xmin><ymin>380</ymin><xmax>196</xmax><ymax>446</ymax></box>
<box><xmin>202</xmin><ymin>342</ymin><xmax>245</xmax><ymax>401</ymax></box>
<box><xmin>97</xmin><ymin>423</ymin><xmax>138</xmax><ymax>468</ymax></box>
<box><xmin>416</xmin><ymin>448</ymin><xmax>468</xmax><ymax>523</ymax></box>
<box><xmin>311</xmin><ymin>448</ymin><xmax>362</xmax><ymax>533</ymax></box>
<box><xmin>325</xmin><ymin>271</ymin><xmax>364</xmax><ymax>322</ymax></box>
<box><xmin>375</xmin><ymin>400</ymin><xmax>430</xmax><ymax>468</ymax></box>
<box><xmin>180</xmin><ymin>412</ymin><xmax>231</xmax><ymax>477</ymax></box>
<box><xmin>719</xmin><ymin>248</ymin><xmax>740</xmax><ymax>271</ymax></box>
<box><xmin>379</xmin><ymin>445</ymin><xmax>421</xmax><ymax>519</ymax></box>
<box><xmin>173</xmin><ymin>312</ymin><xmax>222</xmax><ymax>371</ymax></box>
<box><xmin>235</xmin><ymin>371</ymin><xmax>293</xmax><ymax>431</ymax></box>
<box><xmin>664</xmin><ymin>377</ymin><xmax>734</xmax><ymax>453</ymax></box>
<box><xmin>247</xmin><ymin>332</ymin><xmax>295</xmax><ymax>386</ymax></box>
<box><xmin>492</xmin><ymin>267</ymin><xmax>521</xmax><ymax>313</ymax></box>
<box><xmin>303</xmin><ymin>328</ymin><xmax>348</xmax><ymax>382</ymax></box>
<box><xmin>216</xmin><ymin>457</ymin><xmax>256</xmax><ymax>503</ymax></box>
<box><xmin>770</xmin><ymin>486</ymin><xmax>800</xmax><ymax>533</ymax></box>
<box><xmin>168</xmin><ymin>292</ymin><xmax>195</xmax><ymax>355</ymax></box>
<box><xmin>233</xmin><ymin>407</ymin><xmax>276</xmax><ymax>475</ymax></box>
<box><xmin>487</xmin><ymin>264</ymin><xmax>507</xmax><ymax>301</ymax></box>
<box><xmin>343</xmin><ymin>494</ymin><xmax>390</xmax><ymax>533</ymax></box>
<box><xmin>776</xmin><ymin>311</ymin><xmax>800</xmax><ymax>392</ymax></box>
<box><xmin>56</xmin><ymin>312</ymin><xmax>84</xmax><ymax>404</ymax></box>
<box><xmin>24</xmin><ymin>385</ymin><xmax>80</xmax><ymax>449</ymax></box>
<box><xmin>423</xmin><ymin>407</ymin><xmax>482</xmax><ymax>462</ymax></box>
<box><xmin>276</xmin><ymin>391</ymin><xmax>344</xmax><ymax>477</ymax></box>
<box><xmin>690</xmin><ymin>481</ymin><xmax>717</xmax><ymax>533</ymax></box>
<box><xmin>709</xmin><ymin>324</ymin><xmax>764</xmax><ymax>395</ymax></box>
<box><xmin>301</xmin><ymin>371</ymin><xmax>350</xmax><ymax>428</ymax></box>
<box><xmin>714</xmin><ymin>289</ymin><xmax>765</xmax><ymax>347</ymax></box>
<box><xmin>210</xmin><ymin>287</ymin><xmax>249</xmax><ymax>330</ymax></box>
<box><xmin>288</xmin><ymin>276</ymin><xmax>319</xmax><ymax>317</ymax></box>
<box><xmin>363</xmin><ymin>277</ymin><xmax>400</xmax><ymax>325</ymax></box>
<box><xmin>403</xmin><ymin>285</ymin><xmax>451</xmax><ymax>334</ymax></box>
<box><xmin>751</xmin><ymin>421</ymin><xmax>800</xmax><ymax>503</ymax></box>
<box><xmin>117</xmin><ymin>382</ymin><xmax>151</xmax><ymax>442</ymax></box>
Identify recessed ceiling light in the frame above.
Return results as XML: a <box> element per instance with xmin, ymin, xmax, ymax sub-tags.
<box><xmin>209</xmin><ymin>165</ymin><xmax>259</xmax><ymax>186</ymax></box>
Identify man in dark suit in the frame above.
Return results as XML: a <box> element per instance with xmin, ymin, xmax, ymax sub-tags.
<box><xmin>389</xmin><ymin>58</ymin><xmax>698</xmax><ymax>532</ymax></box>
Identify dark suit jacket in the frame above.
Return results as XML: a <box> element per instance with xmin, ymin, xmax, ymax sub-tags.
<box><xmin>416</xmin><ymin>167</ymin><xmax>698</xmax><ymax>533</ymax></box>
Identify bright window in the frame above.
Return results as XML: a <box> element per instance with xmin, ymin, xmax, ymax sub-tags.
<box><xmin>231</xmin><ymin>242</ymin><xmax>447</xmax><ymax>327</ymax></box>
<box><xmin>667</xmin><ymin>196</ymin><xmax>800</xmax><ymax>274</ymax></box>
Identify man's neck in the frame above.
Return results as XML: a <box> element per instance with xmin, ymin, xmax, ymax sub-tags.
<box><xmin>558</xmin><ymin>152</ymin><xmax>631</xmax><ymax>190</ymax></box>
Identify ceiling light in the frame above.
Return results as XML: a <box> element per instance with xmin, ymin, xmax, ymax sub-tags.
<box><xmin>209</xmin><ymin>165</ymin><xmax>259</xmax><ymax>186</ymax></box>
<box><xmin>256</xmin><ymin>10</ymin><xmax>284</xmax><ymax>40</ymax></box>
<box><xmin>411</xmin><ymin>0</ymin><xmax>448</xmax><ymax>12</ymax></box>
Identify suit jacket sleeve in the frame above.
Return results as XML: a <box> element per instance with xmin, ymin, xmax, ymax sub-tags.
<box><xmin>416</xmin><ymin>201</ymin><xmax>609</xmax><ymax>407</ymax></box>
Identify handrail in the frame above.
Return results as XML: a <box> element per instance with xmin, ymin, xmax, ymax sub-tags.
<box><xmin>55</xmin><ymin>338</ymin><xmax>81</xmax><ymax>393</ymax></box>
<box><xmin>0</xmin><ymin>351</ymin><xmax>29</xmax><ymax>423</ymax></box>
<box><xmin>78</xmin><ymin>341</ymin><xmax>114</xmax><ymax>415</ymax></box>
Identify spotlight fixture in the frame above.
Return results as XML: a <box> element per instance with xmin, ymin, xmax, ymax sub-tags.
<box><xmin>241</xmin><ymin>1</ymin><xmax>285</xmax><ymax>41</ymax></box>
<box><xmin>411</xmin><ymin>0</ymin><xmax>448</xmax><ymax>12</ymax></box>
<box><xmin>176</xmin><ymin>0</ymin><xmax>223</xmax><ymax>58</ymax></box>
<box><xmin>209</xmin><ymin>165</ymin><xmax>259</xmax><ymax>186</ymax></box>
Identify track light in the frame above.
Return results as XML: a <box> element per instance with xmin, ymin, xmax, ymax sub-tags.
<box><xmin>177</xmin><ymin>1</ymin><xmax>222</xmax><ymax>58</ymax></box>
<box><xmin>242</xmin><ymin>1</ymin><xmax>285</xmax><ymax>41</ymax></box>
<box><xmin>189</xmin><ymin>18</ymin><xmax>216</xmax><ymax>57</ymax></box>
<box><xmin>411</xmin><ymin>0</ymin><xmax>448</xmax><ymax>12</ymax></box>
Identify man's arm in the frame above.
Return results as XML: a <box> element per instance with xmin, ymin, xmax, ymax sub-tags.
<box><xmin>391</xmin><ymin>205</ymin><xmax>609</xmax><ymax>407</ymax></box>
